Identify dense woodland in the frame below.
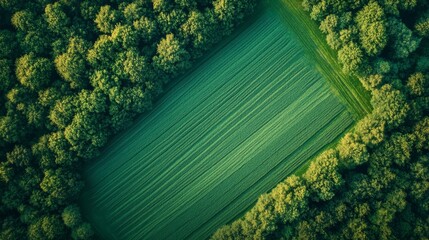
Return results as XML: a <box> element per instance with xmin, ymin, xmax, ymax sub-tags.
<box><xmin>213</xmin><ymin>0</ymin><xmax>429</xmax><ymax>239</ymax></box>
<box><xmin>0</xmin><ymin>0</ymin><xmax>256</xmax><ymax>239</ymax></box>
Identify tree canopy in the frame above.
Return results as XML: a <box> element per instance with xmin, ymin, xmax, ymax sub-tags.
<box><xmin>0</xmin><ymin>0</ymin><xmax>256</xmax><ymax>238</ymax></box>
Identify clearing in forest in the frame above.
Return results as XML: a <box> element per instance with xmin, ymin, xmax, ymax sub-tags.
<box><xmin>80</xmin><ymin>1</ymin><xmax>370</xmax><ymax>239</ymax></box>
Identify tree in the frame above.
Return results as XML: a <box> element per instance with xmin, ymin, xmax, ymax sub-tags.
<box><xmin>407</xmin><ymin>72</ymin><xmax>427</xmax><ymax>97</ymax></box>
<box><xmin>55</xmin><ymin>37</ymin><xmax>90</xmax><ymax>89</ymax></box>
<box><xmin>38</xmin><ymin>87</ymin><xmax>62</xmax><ymax>108</ymax></box>
<box><xmin>181</xmin><ymin>10</ymin><xmax>219</xmax><ymax>54</ymax></box>
<box><xmin>175</xmin><ymin>0</ymin><xmax>197</xmax><ymax>9</ymax></box>
<box><xmin>385</xmin><ymin>133</ymin><xmax>413</xmax><ymax>166</ymax></box>
<box><xmin>28</xmin><ymin>215</ymin><xmax>66</xmax><ymax>240</ymax></box>
<box><xmin>153</xmin><ymin>33</ymin><xmax>190</xmax><ymax>76</ymax></box>
<box><xmin>0</xmin><ymin>30</ymin><xmax>17</xmax><ymax>58</ymax></box>
<box><xmin>44</xmin><ymin>2</ymin><xmax>70</xmax><ymax>33</ymax></box>
<box><xmin>40</xmin><ymin>168</ymin><xmax>84</xmax><ymax>205</ymax></box>
<box><xmin>16</xmin><ymin>53</ymin><xmax>53</xmax><ymax>91</ymax></box>
<box><xmin>87</xmin><ymin>35</ymin><xmax>118</xmax><ymax>69</ymax></box>
<box><xmin>413</xmin><ymin>117</ymin><xmax>429</xmax><ymax>152</ymax></box>
<box><xmin>359</xmin><ymin>74</ymin><xmax>383</xmax><ymax>91</ymax></box>
<box><xmin>371</xmin><ymin>84</ymin><xmax>409</xmax><ymax>128</ymax></box>
<box><xmin>326</xmin><ymin>31</ymin><xmax>341</xmax><ymax>50</ymax></box>
<box><xmin>0</xmin><ymin>161</ymin><xmax>14</xmax><ymax>184</ymax></box>
<box><xmin>309</xmin><ymin>1</ymin><xmax>327</xmax><ymax>21</ymax></box>
<box><xmin>387</xmin><ymin>17</ymin><xmax>421</xmax><ymax>59</ymax></box>
<box><xmin>72</xmin><ymin>223</ymin><xmax>94</xmax><ymax>240</ymax></box>
<box><xmin>0</xmin><ymin>112</ymin><xmax>26</xmax><ymax>143</ymax></box>
<box><xmin>64</xmin><ymin>111</ymin><xmax>109</xmax><ymax>158</ymax></box>
<box><xmin>32</xmin><ymin>134</ymin><xmax>56</xmax><ymax>169</ymax></box>
<box><xmin>6</xmin><ymin>145</ymin><xmax>31</xmax><ymax>168</ymax></box>
<box><xmin>95</xmin><ymin>5</ymin><xmax>121</xmax><ymax>33</ymax></box>
<box><xmin>271</xmin><ymin>175</ymin><xmax>309</xmax><ymax>223</ymax></box>
<box><xmin>337</xmin><ymin>132</ymin><xmax>369</xmax><ymax>168</ymax></box>
<box><xmin>355</xmin><ymin>115</ymin><xmax>385</xmax><ymax>146</ymax></box>
<box><xmin>18</xmin><ymin>30</ymin><xmax>52</xmax><ymax>54</ymax></box>
<box><xmin>117</xmin><ymin>50</ymin><xmax>155</xmax><ymax>85</ymax></box>
<box><xmin>11</xmin><ymin>9</ymin><xmax>38</xmax><ymax>32</ymax></box>
<box><xmin>356</xmin><ymin>2</ymin><xmax>387</xmax><ymax>56</ymax></box>
<box><xmin>133</xmin><ymin>16</ymin><xmax>158</xmax><ymax>43</ymax></box>
<box><xmin>62</xmin><ymin>205</ymin><xmax>82</xmax><ymax>228</ymax></box>
<box><xmin>415</xmin><ymin>14</ymin><xmax>429</xmax><ymax>37</ymax></box>
<box><xmin>79</xmin><ymin>0</ymin><xmax>100</xmax><ymax>21</ymax></box>
<box><xmin>49</xmin><ymin>95</ymin><xmax>77</xmax><ymax>129</ymax></box>
<box><xmin>88</xmin><ymin>69</ymin><xmax>121</xmax><ymax>93</ymax></box>
<box><xmin>152</xmin><ymin>0</ymin><xmax>172</xmax><ymax>13</ymax></box>
<box><xmin>319</xmin><ymin>14</ymin><xmax>339</xmax><ymax>34</ymax></box>
<box><xmin>156</xmin><ymin>9</ymin><xmax>187</xmax><ymax>35</ymax></box>
<box><xmin>304</xmin><ymin>149</ymin><xmax>343</xmax><ymax>201</ymax></box>
<box><xmin>77</xmin><ymin>88</ymin><xmax>108</xmax><ymax>114</ymax></box>
<box><xmin>48</xmin><ymin>131</ymin><xmax>77</xmax><ymax>166</ymax></box>
<box><xmin>110</xmin><ymin>24</ymin><xmax>139</xmax><ymax>49</ymax></box>
<box><xmin>122</xmin><ymin>2</ymin><xmax>148</xmax><ymax>24</ymax></box>
<box><xmin>0</xmin><ymin>59</ymin><xmax>14</xmax><ymax>91</ymax></box>
<box><xmin>0</xmin><ymin>217</ymin><xmax>26</xmax><ymax>240</ymax></box>
<box><xmin>213</xmin><ymin>0</ymin><xmax>256</xmax><ymax>34</ymax></box>
<box><xmin>338</xmin><ymin>41</ymin><xmax>364</xmax><ymax>73</ymax></box>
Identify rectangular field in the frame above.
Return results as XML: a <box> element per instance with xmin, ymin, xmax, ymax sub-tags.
<box><xmin>80</xmin><ymin>3</ymin><xmax>363</xmax><ymax>239</ymax></box>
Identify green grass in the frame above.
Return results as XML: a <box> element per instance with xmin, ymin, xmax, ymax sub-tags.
<box><xmin>270</xmin><ymin>0</ymin><xmax>372</xmax><ymax>119</ymax></box>
<box><xmin>80</xmin><ymin>3</ymin><xmax>369</xmax><ymax>239</ymax></box>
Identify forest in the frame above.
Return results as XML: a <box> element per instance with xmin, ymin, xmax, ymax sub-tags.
<box><xmin>213</xmin><ymin>0</ymin><xmax>429</xmax><ymax>239</ymax></box>
<box><xmin>0</xmin><ymin>0</ymin><xmax>256</xmax><ymax>239</ymax></box>
<box><xmin>1</xmin><ymin>0</ymin><xmax>428</xmax><ymax>239</ymax></box>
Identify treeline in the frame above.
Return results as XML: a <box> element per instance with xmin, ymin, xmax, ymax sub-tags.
<box><xmin>0</xmin><ymin>0</ymin><xmax>256</xmax><ymax>239</ymax></box>
<box><xmin>213</xmin><ymin>0</ymin><xmax>429</xmax><ymax>239</ymax></box>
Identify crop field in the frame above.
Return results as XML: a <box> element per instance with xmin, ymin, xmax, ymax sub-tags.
<box><xmin>80</xmin><ymin>2</ymin><xmax>367</xmax><ymax>240</ymax></box>
<box><xmin>270</xmin><ymin>0</ymin><xmax>371</xmax><ymax>118</ymax></box>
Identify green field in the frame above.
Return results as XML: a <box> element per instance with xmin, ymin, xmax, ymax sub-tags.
<box><xmin>80</xmin><ymin>2</ymin><xmax>368</xmax><ymax>239</ymax></box>
<box><xmin>271</xmin><ymin>0</ymin><xmax>371</xmax><ymax>119</ymax></box>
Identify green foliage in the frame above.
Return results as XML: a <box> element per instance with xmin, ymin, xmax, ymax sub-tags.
<box><xmin>71</xmin><ymin>223</ymin><xmax>94</xmax><ymax>240</ymax></box>
<box><xmin>16</xmin><ymin>53</ymin><xmax>53</xmax><ymax>91</ymax></box>
<box><xmin>213</xmin><ymin>0</ymin><xmax>256</xmax><ymax>34</ymax></box>
<box><xmin>54</xmin><ymin>37</ymin><xmax>90</xmax><ymax>89</ymax></box>
<box><xmin>356</xmin><ymin>1</ymin><xmax>387</xmax><ymax>56</ymax></box>
<box><xmin>110</xmin><ymin>24</ymin><xmax>139</xmax><ymax>49</ymax></box>
<box><xmin>95</xmin><ymin>5</ymin><xmax>120</xmax><ymax>33</ymax></box>
<box><xmin>415</xmin><ymin>14</ymin><xmax>429</xmax><ymax>37</ymax></box>
<box><xmin>156</xmin><ymin>9</ymin><xmax>187</xmax><ymax>35</ymax></box>
<box><xmin>28</xmin><ymin>215</ymin><xmax>66</xmax><ymax>240</ymax></box>
<box><xmin>371</xmin><ymin>84</ymin><xmax>409</xmax><ymax>128</ymax></box>
<box><xmin>182</xmin><ymin>10</ymin><xmax>219</xmax><ymax>54</ymax></box>
<box><xmin>407</xmin><ymin>72</ymin><xmax>428</xmax><ymax>96</ymax></box>
<box><xmin>0</xmin><ymin>30</ymin><xmax>17</xmax><ymax>58</ymax></box>
<box><xmin>11</xmin><ymin>9</ymin><xmax>38</xmax><ymax>32</ymax></box>
<box><xmin>132</xmin><ymin>16</ymin><xmax>158</xmax><ymax>42</ymax></box>
<box><xmin>304</xmin><ymin>149</ymin><xmax>343</xmax><ymax>201</ymax></box>
<box><xmin>337</xmin><ymin>132</ymin><xmax>369</xmax><ymax>167</ymax></box>
<box><xmin>272</xmin><ymin>176</ymin><xmax>309</xmax><ymax>223</ymax></box>
<box><xmin>153</xmin><ymin>33</ymin><xmax>191</xmax><ymax>76</ymax></box>
<box><xmin>49</xmin><ymin>96</ymin><xmax>76</xmax><ymax>129</ymax></box>
<box><xmin>62</xmin><ymin>205</ymin><xmax>82</xmax><ymax>228</ymax></box>
<box><xmin>44</xmin><ymin>2</ymin><xmax>70</xmax><ymax>33</ymax></box>
<box><xmin>338</xmin><ymin>41</ymin><xmax>364</xmax><ymax>73</ymax></box>
<box><xmin>0</xmin><ymin>59</ymin><xmax>13</xmax><ymax>91</ymax></box>
<box><xmin>0</xmin><ymin>112</ymin><xmax>26</xmax><ymax>143</ymax></box>
<box><xmin>40</xmin><ymin>168</ymin><xmax>84</xmax><ymax>205</ymax></box>
<box><xmin>387</xmin><ymin>17</ymin><xmax>421</xmax><ymax>59</ymax></box>
<box><xmin>64</xmin><ymin>111</ymin><xmax>108</xmax><ymax>158</ymax></box>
